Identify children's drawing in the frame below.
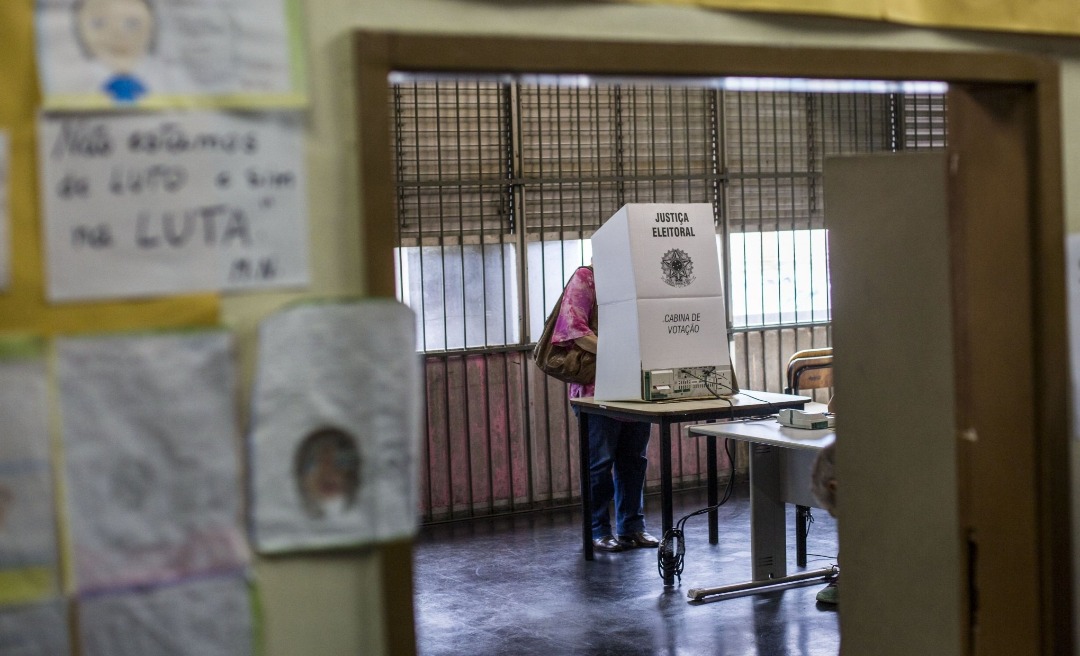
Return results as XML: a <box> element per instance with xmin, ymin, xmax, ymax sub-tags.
<box><xmin>74</xmin><ymin>0</ymin><xmax>156</xmax><ymax>102</ymax></box>
<box><xmin>58</xmin><ymin>331</ymin><xmax>249</xmax><ymax>593</ymax></box>
<box><xmin>294</xmin><ymin>427</ymin><xmax>361</xmax><ymax>520</ymax></box>
<box><xmin>249</xmin><ymin>300</ymin><xmax>422</xmax><ymax>553</ymax></box>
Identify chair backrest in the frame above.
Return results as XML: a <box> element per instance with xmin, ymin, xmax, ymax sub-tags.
<box><xmin>785</xmin><ymin>347</ymin><xmax>833</xmax><ymax>395</ymax></box>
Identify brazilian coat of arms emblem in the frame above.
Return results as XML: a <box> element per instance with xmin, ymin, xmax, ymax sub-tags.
<box><xmin>661</xmin><ymin>248</ymin><xmax>695</xmax><ymax>287</ymax></box>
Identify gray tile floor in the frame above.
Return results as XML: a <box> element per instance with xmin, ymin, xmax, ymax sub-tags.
<box><xmin>414</xmin><ymin>486</ymin><xmax>840</xmax><ymax>656</ymax></box>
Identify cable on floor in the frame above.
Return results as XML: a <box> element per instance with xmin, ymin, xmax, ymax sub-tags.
<box><xmin>658</xmin><ymin>437</ymin><xmax>738</xmax><ymax>583</ymax></box>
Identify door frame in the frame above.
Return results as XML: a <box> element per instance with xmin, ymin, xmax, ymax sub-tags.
<box><xmin>352</xmin><ymin>32</ymin><xmax>1070</xmax><ymax>656</ymax></box>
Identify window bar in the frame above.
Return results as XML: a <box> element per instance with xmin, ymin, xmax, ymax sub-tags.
<box><xmin>807</xmin><ymin>94</ymin><xmax>823</xmax><ymax>341</ymax></box>
<box><xmin>574</xmin><ymin>85</ymin><xmax>588</xmax><ymax>495</ymax></box>
<box><xmin>453</xmin><ymin>82</ymin><xmax>475</xmax><ymax>514</ymax></box>
<box><xmin>432</xmin><ymin>82</ymin><xmax>458</xmax><ymax>517</ymax></box>
<box><xmin>470</xmin><ymin>84</ymin><xmax>496</xmax><ymax>513</ymax></box>
<box><xmin>649</xmin><ymin>86</ymin><xmax>659</xmax><ymax>200</ymax></box>
<box><xmin>614</xmin><ymin>85</ymin><xmax>625</xmax><ymax>207</ymax></box>
<box><xmin>713</xmin><ymin>89</ymin><xmax>733</xmax><ymax>353</ymax></box>
<box><xmin>753</xmin><ymin>93</ymin><xmax>768</xmax><ymax>386</ymax></box>
<box><xmin>770</xmin><ymin>92</ymin><xmax>783</xmax><ymax>349</ymax></box>
<box><xmin>592</xmin><ymin>84</ymin><xmax>605</xmax><ymax>233</ymax></box>
<box><xmin>913</xmin><ymin>94</ymin><xmax>924</xmax><ymax>149</ymax></box>
<box><xmin>733</xmin><ymin>91</ymin><xmax>749</xmax><ymax>337</ymax></box>
<box><xmin>853</xmin><ymin>93</ymin><xmax>861</xmax><ymax>151</ymax></box>
<box><xmin>408</xmin><ymin>83</ymin><xmax>430</xmax><ymax>353</ymax></box>
<box><xmin>786</xmin><ymin>93</ymin><xmax>802</xmax><ymax>343</ymax></box>
<box><xmin>540</xmin><ymin>84</ymin><xmax>557</xmax><ymax>505</ymax></box>
<box><xmin>510</xmin><ymin>82</ymin><xmax>533</xmax><ymax>512</ymax></box>
<box><xmin>666</xmin><ymin>86</ymin><xmax>676</xmax><ymax>199</ymax></box>
<box><xmin>683</xmin><ymin>88</ymin><xmax>693</xmax><ymax>200</ymax></box>
<box><xmin>807</xmin><ymin>93</ymin><xmax>818</xmax><ymax>226</ymax></box>
<box><xmin>434</xmin><ymin>82</ymin><xmax>450</xmax><ymax>352</ymax></box>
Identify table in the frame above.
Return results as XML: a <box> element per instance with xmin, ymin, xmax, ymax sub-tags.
<box><xmin>571</xmin><ymin>391</ymin><xmax>809</xmax><ymax>586</ymax></box>
<box><xmin>685</xmin><ymin>418</ymin><xmax>835</xmax><ymax>600</ymax></box>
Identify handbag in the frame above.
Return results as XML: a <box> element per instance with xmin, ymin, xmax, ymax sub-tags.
<box><xmin>531</xmin><ymin>266</ymin><xmax>597</xmax><ymax>385</ymax></box>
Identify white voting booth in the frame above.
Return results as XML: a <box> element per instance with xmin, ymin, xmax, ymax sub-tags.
<box><xmin>592</xmin><ymin>203</ymin><xmax>736</xmax><ymax>401</ymax></box>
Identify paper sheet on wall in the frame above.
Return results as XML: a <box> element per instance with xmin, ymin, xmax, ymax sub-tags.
<box><xmin>0</xmin><ymin>131</ymin><xmax>9</xmax><ymax>292</ymax></box>
<box><xmin>249</xmin><ymin>300</ymin><xmax>422</xmax><ymax>553</ymax></box>
<box><xmin>0</xmin><ymin>600</ymin><xmax>71</xmax><ymax>655</ymax></box>
<box><xmin>35</xmin><ymin>0</ymin><xmax>304</xmax><ymax>109</ymax></box>
<box><xmin>79</xmin><ymin>574</ymin><xmax>252</xmax><ymax>656</ymax></box>
<box><xmin>0</xmin><ymin>338</ymin><xmax>60</xmax><ymax>606</ymax></box>
<box><xmin>39</xmin><ymin>111</ymin><xmax>309</xmax><ymax>302</ymax></box>
<box><xmin>57</xmin><ymin>331</ymin><xmax>248</xmax><ymax>593</ymax></box>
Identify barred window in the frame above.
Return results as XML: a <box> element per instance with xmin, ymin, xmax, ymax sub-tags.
<box><xmin>390</xmin><ymin>76</ymin><xmax>946</xmax><ymax>352</ymax></box>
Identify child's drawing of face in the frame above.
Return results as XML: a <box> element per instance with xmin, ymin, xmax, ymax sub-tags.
<box><xmin>76</xmin><ymin>0</ymin><xmax>155</xmax><ymax>73</ymax></box>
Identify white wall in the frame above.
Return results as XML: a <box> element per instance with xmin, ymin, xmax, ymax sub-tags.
<box><xmin>232</xmin><ymin>3</ymin><xmax>1080</xmax><ymax>654</ymax></box>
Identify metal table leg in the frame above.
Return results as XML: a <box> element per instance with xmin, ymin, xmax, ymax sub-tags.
<box><xmin>750</xmin><ymin>442</ymin><xmax>786</xmax><ymax>582</ymax></box>
<box><xmin>706</xmin><ymin>434</ymin><xmax>718</xmax><ymax>544</ymax></box>
<box><xmin>580</xmin><ymin>411</ymin><xmax>593</xmax><ymax>561</ymax></box>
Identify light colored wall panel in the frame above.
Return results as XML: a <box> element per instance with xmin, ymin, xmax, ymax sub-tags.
<box><xmin>825</xmin><ymin>152</ymin><xmax>962</xmax><ymax>655</ymax></box>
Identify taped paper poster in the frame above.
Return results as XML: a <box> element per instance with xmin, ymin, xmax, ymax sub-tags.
<box><xmin>79</xmin><ymin>574</ymin><xmax>252</xmax><ymax>656</ymax></box>
<box><xmin>249</xmin><ymin>300</ymin><xmax>422</xmax><ymax>553</ymax></box>
<box><xmin>57</xmin><ymin>331</ymin><xmax>248</xmax><ymax>593</ymax></box>
<box><xmin>0</xmin><ymin>338</ymin><xmax>60</xmax><ymax>606</ymax></box>
<box><xmin>35</xmin><ymin>0</ymin><xmax>304</xmax><ymax>109</ymax></box>
<box><xmin>38</xmin><ymin>111</ymin><xmax>310</xmax><ymax>302</ymax></box>
<box><xmin>0</xmin><ymin>600</ymin><xmax>71</xmax><ymax>655</ymax></box>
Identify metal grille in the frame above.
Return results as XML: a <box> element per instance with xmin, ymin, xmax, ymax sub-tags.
<box><xmin>392</xmin><ymin>80</ymin><xmax>513</xmax><ymax>243</ymax></box>
<box><xmin>901</xmin><ymin>93</ymin><xmax>948</xmax><ymax>150</ymax></box>
<box><xmin>517</xmin><ymin>83</ymin><xmax>717</xmax><ymax>237</ymax></box>
<box><xmin>391</xmin><ymin>76</ymin><xmax>947</xmax><ymax>521</ymax></box>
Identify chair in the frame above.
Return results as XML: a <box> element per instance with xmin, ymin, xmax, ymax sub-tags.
<box><xmin>785</xmin><ymin>347</ymin><xmax>833</xmax><ymax>567</ymax></box>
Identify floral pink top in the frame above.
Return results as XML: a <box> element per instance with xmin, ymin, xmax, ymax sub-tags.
<box><xmin>551</xmin><ymin>267</ymin><xmax>596</xmax><ymax>399</ymax></box>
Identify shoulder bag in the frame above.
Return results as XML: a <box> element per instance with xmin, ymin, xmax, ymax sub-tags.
<box><xmin>531</xmin><ymin>266</ymin><xmax>597</xmax><ymax>385</ymax></box>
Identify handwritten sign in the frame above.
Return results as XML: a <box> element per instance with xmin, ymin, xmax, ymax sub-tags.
<box><xmin>39</xmin><ymin>111</ymin><xmax>309</xmax><ymax>302</ymax></box>
<box><xmin>35</xmin><ymin>0</ymin><xmax>302</xmax><ymax>108</ymax></box>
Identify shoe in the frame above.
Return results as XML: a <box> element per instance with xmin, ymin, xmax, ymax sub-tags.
<box><xmin>592</xmin><ymin>535</ymin><xmax>625</xmax><ymax>552</ymax></box>
<box><xmin>617</xmin><ymin>531</ymin><xmax>660</xmax><ymax>549</ymax></box>
<box><xmin>816</xmin><ymin>578</ymin><xmax>838</xmax><ymax>605</ymax></box>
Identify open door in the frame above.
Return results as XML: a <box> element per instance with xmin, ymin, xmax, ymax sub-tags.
<box><xmin>354</xmin><ymin>33</ymin><xmax>1072</xmax><ymax>655</ymax></box>
<box><xmin>826</xmin><ymin>152</ymin><xmax>964</xmax><ymax>655</ymax></box>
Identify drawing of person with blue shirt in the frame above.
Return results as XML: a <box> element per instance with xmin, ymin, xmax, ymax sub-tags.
<box><xmin>74</xmin><ymin>0</ymin><xmax>156</xmax><ymax>103</ymax></box>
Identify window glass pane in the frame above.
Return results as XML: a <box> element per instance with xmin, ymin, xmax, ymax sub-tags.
<box><xmin>396</xmin><ymin>244</ymin><xmax>519</xmax><ymax>351</ymax></box>
<box><xmin>727</xmin><ymin>229</ymin><xmax>831</xmax><ymax>327</ymax></box>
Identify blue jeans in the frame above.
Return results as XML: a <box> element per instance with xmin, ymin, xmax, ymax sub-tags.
<box><xmin>580</xmin><ymin>412</ymin><xmax>651</xmax><ymax>539</ymax></box>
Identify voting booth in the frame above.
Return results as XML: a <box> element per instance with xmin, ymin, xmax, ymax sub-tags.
<box><xmin>592</xmin><ymin>203</ymin><xmax>736</xmax><ymax>401</ymax></box>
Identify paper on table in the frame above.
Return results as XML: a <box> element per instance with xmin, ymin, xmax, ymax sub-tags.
<box><xmin>249</xmin><ymin>300</ymin><xmax>421</xmax><ymax>553</ymax></box>
<box><xmin>58</xmin><ymin>331</ymin><xmax>248</xmax><ymax>593</ymax></box>
<box><xmin>0</xmin><ymin>599</ymin><xmax>71</xmax><ymax>655</ymax></box>
<box><xmin>0</xmin><ymin>340</ymin><xmax>60</xmax><ymax>605</ymax></box>
<box><xmin>35</xmin><ymin>0</ymin><xmax>302</xmax><ymax>108</ymax></box>
<box><xmin>38</xmin><ymin>111</ymin><xmax>310</xmax><ymax>302</ymax></box>
<box><xmin>79</xmin><ymin>574</ymin><xmax>252</xmax><ymax>656</ymax></box>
